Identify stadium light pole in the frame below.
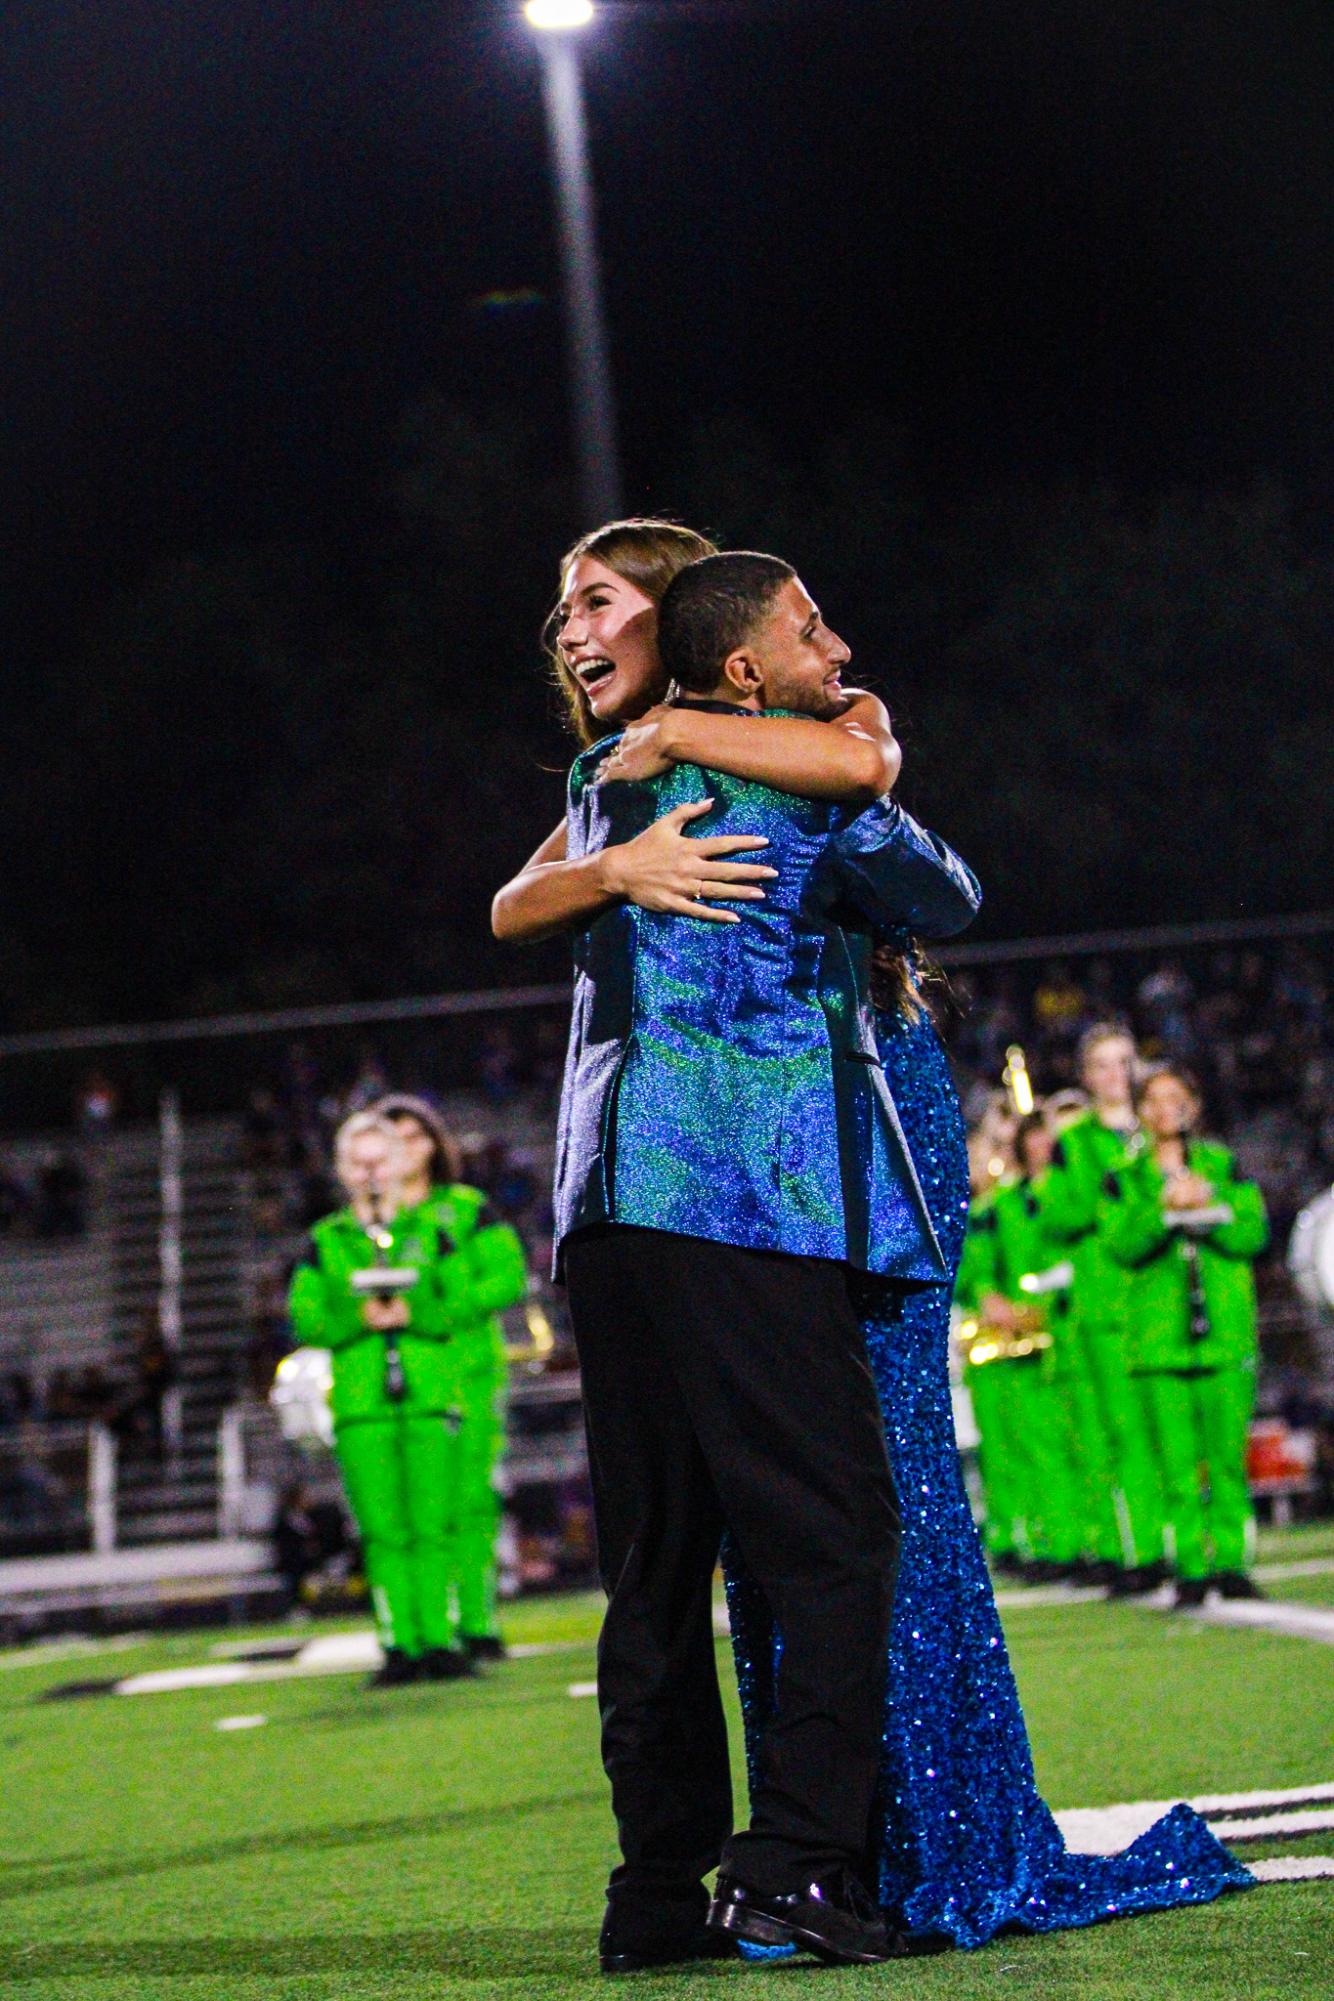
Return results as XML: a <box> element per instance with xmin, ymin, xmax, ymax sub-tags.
<box><xmin>524</xmin><ymin>1</ymin><xmax>623</xmax><ymax>523</ymax></box>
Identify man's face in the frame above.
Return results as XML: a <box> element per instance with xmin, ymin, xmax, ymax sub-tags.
<box><xmin>747</xmin><ymin>578</ymin><xmax>852</xmax><ymax>718</ymax></box>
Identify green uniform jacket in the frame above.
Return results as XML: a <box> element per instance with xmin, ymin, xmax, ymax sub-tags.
<box><xmin>1098</xmin><ymin>1140</ymin><xmax>1268</xmax><ymax>1373</ymax></box>
<box><xmin>1036</xmin><ymin>1111</ymin><xmax>1137</xmax><ymax>1329</ymax></box>
<box><xmin>955</xmin><ymin>1189</ymin><xmax>1002</xmax><ymax>1317</ymax></box>
<box><xmin>289</xmin><ymin>1203</ymin><xmax>469</xmax><ymax>1424</ymax></box>
<box><xmin>423</xmin><ymin>1183</ymin><xmax>528</xmax><ymax>1375</ymax></box>
<box><xmin>957</xmin><ymin>1180</ymin><xmax>1074</xmax><ymax>1374</ymax></box>
<box><xmin>981</xmin><ymin>1180</ymin><xmax>1073</xmax><ymax>1323</ymax></box>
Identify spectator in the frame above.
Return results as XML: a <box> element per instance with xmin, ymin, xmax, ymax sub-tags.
<box><xmin>110</xmin><ymin>1314</ymin><xmax>177</xmax><ymax>1462</ymax></box>
<box><xmin>273</xmin><ymin>1480</ymin><xmax>322</xmax><ymax>1614</ymax></box>
<box><xmin>0</xmin><ymin>1157</ymin><xmax>32</xmax><ymax>1235</ymax></box>
<box><xmin>33</xmin><ymin>1151</ymin><xmax>88</xmax><ymax>1240</ymax></box>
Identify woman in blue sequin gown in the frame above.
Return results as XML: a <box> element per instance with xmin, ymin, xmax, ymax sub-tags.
<box><xmin>723</xmin><ymin>977</ymin><xmax>1251</xmax><ymax>1951</ymax></box>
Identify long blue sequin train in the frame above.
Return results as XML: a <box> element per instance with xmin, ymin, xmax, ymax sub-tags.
<box><xmin>722</xmin><ymin>1003</ymin><xmax>1252</xmax><ymax>1949</ymax></box>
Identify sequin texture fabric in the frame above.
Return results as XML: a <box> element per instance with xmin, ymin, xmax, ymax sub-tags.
<box><xmin>552</xmin><ymin>732</ymin><xmax>978</xmax><ymax>1280</ymax></box>
<box><xmin>723</xmin><ymin>1001</ymin><xmax>1252</xmax><ymax>1949</ymax></box>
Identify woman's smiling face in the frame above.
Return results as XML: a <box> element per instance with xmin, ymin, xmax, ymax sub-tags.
<box><xmin>555</xmin><ymin>556</ymin><xmax>665</xmax><ymax>727</ymax></box>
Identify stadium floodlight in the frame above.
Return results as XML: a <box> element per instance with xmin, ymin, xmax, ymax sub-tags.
<box><xmin>525</xmin><ymin>0</ymin><xmax>621</xmax><ymax>520</ymax></box>
<box><xmin>525</xmin><ymin>1</ymin><xmax>595</xmax><ymax>31</ymax></box>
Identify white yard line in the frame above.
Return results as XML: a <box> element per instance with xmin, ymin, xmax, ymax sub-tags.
<box><xmin>115</xmin><ymin>1631</ymin><xmax>588</xmax><ymax>1695</ymax></box>
<box><xmin>1183</xmin><ymin>1599</ymin><xmax>1334</xmax><ymax>1644</ymax></box>
<box><xmin>0</xmin><ymin>1633</ymin><xmax>146</xmax><ymax>1673</ymax></box>
<box><xmin>1209</xmin><ymin>1809</ymin><xmax>1334</xmax><ymax>1840</ymax></box>
<box><xmin>1253</xmin><ymin>1556</ymin><xmax>1334</xmax><ymax>1582</ymax></box>
<box><xmin>1246</xmin><ymin>1855</ymin><xmax>1334</xmax><ymax>1882</ymax></box>
<box><xmin>1056</xmin><ymin>1781</ymin><xmax>1334</xmax><ymax>1855</ymax></box>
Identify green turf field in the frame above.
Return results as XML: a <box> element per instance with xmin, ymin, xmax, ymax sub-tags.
<box><xmin>1</xmin><ymin>1529</ymin><xmax>1331</xmax><ymax>2001</ymax></box>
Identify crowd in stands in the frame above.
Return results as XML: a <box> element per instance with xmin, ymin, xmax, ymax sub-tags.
<box><xmin>2</xmin><ymin>935</ymin><xmax>1330</xmax><ymax>1562</ymax></box>
<box><xmin>0</xmin><ymin>1318</ymin><xmax>176</xmax><ymax>1453</ymax></box>
<box><xmin>0</xmin><ymin>1148</ymin><xmax>89</xmax><ymax>1241</ymax></box>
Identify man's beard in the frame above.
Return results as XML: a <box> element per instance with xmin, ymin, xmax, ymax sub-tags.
<box><xmin>773</xmin><ymin>680</ymin><xmax>847</xmax><ymax>722</ymax></box>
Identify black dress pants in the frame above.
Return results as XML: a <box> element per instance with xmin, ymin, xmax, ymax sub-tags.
<box><xmin>563</xmin><ymin>1225</ymin><xmax>900</xmax><ymax>1915</ymax></box>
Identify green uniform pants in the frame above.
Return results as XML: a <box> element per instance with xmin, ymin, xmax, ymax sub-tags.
<box><xmin>1082</xmin><ymin>1324</ymin><xmax>1164</xmax><ymax>1569</ymax></box>
<box><xmin>967</xmin><ymin>1362</ymin><xmax>1023</xmax><ymax>1559</ymax></box>
<box><xmin>336</xmin><ymin>1414</ymin><xmax>460</xmax><ymax>1656</ymax></box>
<box><xmin>970</xmin><ymin>1359</ymin><xmax>1083</xmax><ymax>1563</ymax></box>
<box><xmin>451</xmin><ymin>1361</ymin><xmax>506</xmax><ymax>1642</ymax></box>
<box><xmin>1020</xmin><ymin>1369</ymin><xmax>1085</xmax><ymax>1564</ymax></box>
<box><xmin>1137</xmin><ymin>1368</ymin><xmax>1255</xmax><ymax>1580</ymax></box>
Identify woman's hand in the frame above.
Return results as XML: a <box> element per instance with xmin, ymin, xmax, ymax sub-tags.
<box><xmin>597</xmin><ymin>705</ymin><xmax>681</xmax><ymax>785</ymax></box>
<box><xmin>362</xmin><ymin>1295</ymin><xmax>411</xmax><ymax>1331</ymax></box>
<box><xmin>602</xmin><ymin>799</ymin><xmax>777</xmax><ymax>923</ymax></box>
<box><xmin>1164</xmin><ymin>1172</ymin><xmax>1215</xmax><ymax>1211</ymax></box>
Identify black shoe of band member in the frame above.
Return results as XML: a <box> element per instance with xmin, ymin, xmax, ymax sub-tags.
<box><xmin>707</xmin><ymin>1869</ymin><xmax>902</xmax><ymax>1966</ymax></box>
<box><xmin>367</xmin><ymin>1647</ymin><xmax>421</xmax><ymax>1688</ymax></box>
<box><xmin>1106</xmin><ymin>1562</ymin><xmax>1169</xmax><ymax>1599</ymax></box>
<box><xmin>1172</xmin><ymin>1578</ymin><xmax>1209</xmax><ymax>1609</ymax></box>
<box><xmin>419</xmin><ymin>1646</ymin><xmax>478</xmax><ymax>1681</ymax></box>
<box><xmin>1211</xmin><ymin>1571</ymin><xmax>1265</xmax><ymax>1600</ymax></box>
<box><xmin>462</xmin><ymin>1634</ymin><xmax>507</xmax><ymax>1663</ymax></box>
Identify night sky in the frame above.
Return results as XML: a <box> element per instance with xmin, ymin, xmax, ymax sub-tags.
<box><xmin>7</xmin><ymin>0</ymin><xmax>1329</xmax><ymax>661</ymax></box>
<box><xmin>0</xmin><ymin>1</ymin><xmax>1330</xmax><ymax>1036</ymax></box>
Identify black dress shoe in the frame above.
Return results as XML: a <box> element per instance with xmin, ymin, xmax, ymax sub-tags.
<box><xmin>1106</xmin><ymin>1562</ymin><xmax>1169</xmax><ymax>1599</ymax></box>
<box><xmin>367</xmin><ymin>1648</ymin><xmax>421</xmax><ymax>1688</ymax></box>
<box><xmin>708</xmin><ymin>1869</ymin><xmax>902</xmax><ymax>1966</ymax></box>
<box><xmin>420</xmin><ymin>1646</ymin><xmax>478</xmax><ymax>1681</ymax></box>
<box><xmin>991</xmin><ymin>1552</ymin><xmax>1026</xmax><ymax>1579</ymax></box>
<box><xmin>1211</xmin><ymin>1571</ymin><xmax>1265</xmax><ymax>1600</ymax></box>
<box><xmin>598</xmin><ymin>1924</ymin><xmax>734</xmax><ymax>1974</ymax></box>
<box><xmin>1172</xmin><ymin>1578</ymin><xmax>1209</xmax><ymax>1609</ymax></box>
<box><xmin>462</xmin><ymin>1634</ymin><xmax>508</xmax><ymax>1663</ymax></box>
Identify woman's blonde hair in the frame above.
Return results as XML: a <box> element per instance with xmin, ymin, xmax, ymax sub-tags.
<box><xmin>543</xmin><ymin>517</ymin><xmax>718</xmax><ymax>745</ymax></box>
<box><xmin>333</xmin><ymin>1110</ymin><xmax>406</xmax><ymax>1178</ymax></box>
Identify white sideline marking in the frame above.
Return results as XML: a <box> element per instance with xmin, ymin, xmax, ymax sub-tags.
<box><xmin>1247</xmin><ymin>1856</ymin><xmax>1334</xmax><ymax>1882</ymax></box>
<box><xmin>0</xmin><ymin>1634</ymin><xmax>146</xmax><ymax>1673</ymax></box>
<box><xmin>1253</xmin><ymin>1556</ymin><xmax>1334</xmax><ymax>1582</ymax></box>
<box><xmin>1213</xmin><ymin>1809</ymin><xmax>1334</xmax><ymax>1840</ymax></box>
<box><xmin>1186</xmin><ymin>1599</ymin><xmax>1334</xmax><ymax>1645</ymax></box>
<box><xmin>992</xmin><ymin>1586</ymin><xmax>1109</xmax><ymax>1608</ymax></box>
<box><xmin>1192</xmin><ymin>1781</ymin><xmax>1334</xmax><ymax>1812</ymax></box>
<box><xmin>214</xmin><ymin>1714</ymin><xmax>268</xmax><ymax>1731</ymax></box>
<box><xmin>569</xmin><ymin>1681</ymin><xmax>598</xmax><ymax>1698</ymax></box>
<box><xmin>1056</xmin><ymin>1781</ymin><xmax>1334</xmax><ymax>1855</ymax></box>
<box><xmin>115</xmin><ymin>1631</ymin><xmax>587</xmax><ymax>1695</ymax></box>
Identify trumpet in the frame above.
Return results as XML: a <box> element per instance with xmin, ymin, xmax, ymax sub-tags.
<box><xmin>954</xmin><ymin>1307</ymin><xmax>1052</xmax><ymax>1367</ymax></box>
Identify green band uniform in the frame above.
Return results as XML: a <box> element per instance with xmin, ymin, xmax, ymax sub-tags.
<box><xmin>288</xmin><ymin>1191</ymin><xmax>526</xmax><ymax>1658</ymax></box>
<box><xmin>1036</xmin><ymin>1111</ymin><xmax>1163</xmax><ymax>1570</ymax></box>
<box><xmin>955</xmin><ymin>1181</ymin><xmax>1082</xmax><ymax>1566</ymax></box>
<box><xmin>424</xmin><ymin>1185</ymin><xmax>528</xmax><ymax>1646</ymax></box>
<box><xmin>1100</xmin><ymin>1140</ymin><xmax>1267</xmax><ymax>1582</ymax></box>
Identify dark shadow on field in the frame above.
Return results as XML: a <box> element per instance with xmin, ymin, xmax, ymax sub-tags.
<box><xmin>0</xmin><ymin>1792</ymin><xmax>603</xmax><ymax>1904</ymax></box>
<box><xmin>0</xmin><ymin>1928</ymin><xmax>616</xmax><ymax>1983</ymax></box>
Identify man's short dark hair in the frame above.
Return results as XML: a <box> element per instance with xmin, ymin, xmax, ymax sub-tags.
<box><xmin>657</xmin><ymin>551</ymin><xmax>796</xmax><ymax>694</ymax></box>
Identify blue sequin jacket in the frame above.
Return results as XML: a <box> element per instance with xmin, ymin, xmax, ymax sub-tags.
<box><xmin>552</xmin><ymin>722</ymin><xmax>981</xmax><ymax>1278</ymax></box>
